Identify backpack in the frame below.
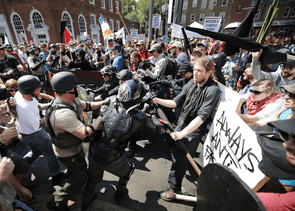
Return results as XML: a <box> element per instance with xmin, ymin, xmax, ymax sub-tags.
<box><xmin>164</xmin><ymin>56</ymin><xmax>178</xmax><ymax>77</ymax></box>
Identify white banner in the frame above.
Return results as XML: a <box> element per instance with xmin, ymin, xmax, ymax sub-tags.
<box><xmin>137</xmin><ymin>34</ymin><xmax>145</xmax><ymax>42</ymax></box>
<box><xmin>203</xmin><ymin>17</ymin><xmax>223</xmax><ymax>32</ymax></box>
<box><xmin>171</xmin><ymin>24</ymin><xmax>202</xmax><ymax>38</ymax></box>
<box><xmin>130</xmin><ymin>29</ymin><xmax>138</xmax><ymax>41</ymax></box>
<box><xmin>152</xmin><ymin>14</ymin><xmax>161</xmax><ymax>29</ymax></box>
<box><xmin>201</xmin><ymin>85</ymin><xmax>265</xmax><ymax>189</ymax></box>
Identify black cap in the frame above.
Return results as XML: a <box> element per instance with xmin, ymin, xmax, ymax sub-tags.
<box><xmin>268</xmin><ymin>118</ymin><xmax>295</xmax><ymax>137</ymax></box>
<box><xmin>110</xmin><ymin>44</ymin><xmax>121</xmax><ymax>51</ymax></box>
<box><xmin>282</xmin><ymin>55</ymin><xmax>295</xmax><ymax>67</ymax></box>
<box><xmin>274</xmin><ymin>30</ymin><xmax>287</xmax><ymax>38</ymax></box>
<box><xmin>178</xmin><ymin>61</ymin><xmax>193</xmax><ymax>73</ymax></box>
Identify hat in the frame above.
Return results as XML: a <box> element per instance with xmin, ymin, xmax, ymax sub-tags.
<box><xmin>0</xmin><ymin>44</ymin><xmax>5</xmax><ymax>50</ymax></box>
<box><xmin>148</xmin><ymin>43</ymin><xmax>161</xmax><ymax>52</ymax></box>
<box><xmin>68</xmin><ymin>41</ymin><xmax>75</xmax><ymax>46</ymax></box>
<box><xmin>110</xmin><ymin>44</ymin><xmax>121</xmax><ymax>51</ymax></box>
<box><xmin>178</xmin><ymin>61</ymin><xmax>193</xmax><ymax>73</ymax></box>
<box><xmin>281</xmin><ymin>84</ymin><xmax>295</xmax><ymax>95</ymax></box>
<box><xmin>127</xmin><ymin>47</ymin><xmax>131</xmax><ymax>51</ymax></box>
<box><xmin>197</xmin><ymin>42</ymin><xmax>208</xmax><ymax>49</ymax></box>
<box><xmin>274</xmin><ymin>30</ymin><xmax>287</xmax><ymax>38</ymax></box>
<box><xmin>268</xmin><ymin>118</ymin><xmax>295</xmax><ymax>137</ymax></box>
<box><xmin>282</xmin><ymin>55</ymin><xmax>295</xmax><ymax>67</ymax></box>
<box><xmin>137</xmin><ymin>40</ymin><xmax>145</xmax><ymax>45</ymax></box>
<box><xmin>171</xmin><ymin>41</ymin><xmax>183</xmax><ymax>48</ymax></box>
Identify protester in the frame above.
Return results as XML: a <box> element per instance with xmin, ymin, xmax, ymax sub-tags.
<box><xmin>171</xmin><ymin>41</ymin><xmax>189</xmax><ymax>66</ymax></box>
<box><xmin>39</xmin><ymin>43</ymin><xmax>50</xmax><ymax>72</ymax></box>
<box><xmin>130</xmin><ymin>51</ymin><xmax>141</xmax><ymax>73</ymax></box>
<box><xmin>190</xmin><ymin>50</ymin><xmax>202</xmax><ymax>63</ymax></box>
<box><xmin>264</xmin><ymin>34</ymin><xmax>273</xmax><ymax>46</ymax></box>
<box><xmin>66</xmin><ymin>49</ymin><xmax>95</xmax><ymax>70</ymax></box>
<box><xmin>5</xmin><ymin>44</ymin><xmax>26</xmax><ymax>72</ymax></box>
<box><xmin>110</xmin><ymin>44</ymin><xmax>124</xmax><ymax>72</ymax></box>
<box><xmin>208</xmin><ymin>40</ymin><xmax>226</xmax><ymax>56</ymax></box>
<box><xmin>239</xmin><ymin>64</ymin><xmax>257</xmax><ymax>95</ymax></box>
<box><xmin>151</xmin><ymin>57</ymin><xmax>221</xmax><ymax>201</ymax></box>
<box><xmin>196</xmin><ymin>42</ymin><xmax>210</xmax><ymax>58</ymax></box>
<box><xmin>212</xmin><ymin>53</ymin><xmax>226</xmax><ymax>85</ymax></box>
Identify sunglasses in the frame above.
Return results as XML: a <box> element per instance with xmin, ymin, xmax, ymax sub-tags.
<box><xmin>8</xmin><ymin>89</ymin><xmax>18</xmax><ymax>93</ymax></box>
<box><xmin>250</xmin><ymin>89</ymin><xmax>265</xmax><ymax>95</ymax></box>
<box><xmin>283</xmin><ymin>91</ymin><xmax>295</xmax><ymax>99</ymax></box>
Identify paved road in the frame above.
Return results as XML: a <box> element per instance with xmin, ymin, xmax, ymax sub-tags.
<box><xmin>13</xmin><ymin>131</ymin><xmax>201</xmax><ymax>211</ymax></box>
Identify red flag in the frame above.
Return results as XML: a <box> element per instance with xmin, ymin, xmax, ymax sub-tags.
<box><xmin>64</xmin><ymin>26</ymin><xmax>72</xmax><ymax>45</ymax></box>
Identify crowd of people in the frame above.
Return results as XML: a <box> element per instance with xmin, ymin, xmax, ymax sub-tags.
<box><xmin>0</xmin><ymin>27</ymin><xmax>295</xmax><ymax>211</ymax></box>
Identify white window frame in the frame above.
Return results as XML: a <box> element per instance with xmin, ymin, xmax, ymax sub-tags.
<box><xmin>219</xmin><ymin>12</ymin><xmax>225</xmax><ymax>17</ymax></box>
<box><xmin>221</xmin><ymin>0</ymin><xmax>228</xmax><ymax>6</ymax></box>
<box><xmin>78</xmin><ymin>14</ymin><xmax>87</xmax><ymax>35</ymax></box>
<box><xmin>181</xmin><ymin>15</ymin><xmax>186</xmax><ymax>23</ymax></box>
<box><xmin>290</xmin><ymin>7</ymin><xmax>295</xmax><ymax>17</ymax></box>
<box><xmin>109</xmin><ymin>0</ymin><xmax>113</xmax><ymax>12</ymax></box>
<box><xmin>283</xmin><ymin>7</ymin><xmax>291</xmax><ymax>18</ymax></box>
<box><xmin>62</xmin><ymin>11</ymin><xmax>75</xmax><ymax>38</ymax></box>
<box><xmin>116</xmin><ymin>1</ymin><xmax>119</xmax><ymax>13</ymax></box>
<box><xmin>212</xmin><ymin>0</ymin><xmax>217</xmax><ymax>5</ymax></box>
<box><xmin>10</xmin><ymin>12</ymin><xmax>28</xmax><ymax>44</ymax></box>
<box><xmin>199</xmin><ymin>13</ymin><xmax>205</xmax><ymax>22</ymax></box>
<box><xmin>89</xmin><ymin>0</ymin><xmax>95</xmax><ymax>5</ymax></box>
<box><xmin>190</xmin><ymin>14</ymin><xmax>195</xmax><ymax>21</ymax></box>
<box><xmin>31</xmin><ymin>10</ymin><xmax>44</xmax><ymax>29</ymax></box>
<box><xmin>116</xmin><ymin>20</ymin><xmax>120</xmax><ymax>30</ymax></box>
<box><xmin>209</xmin><ymin>12</ymin><xmax>215</xmax><ymax>17</ymax></box>
<box><xmin>183</xmin><ymin>1</ymin><xmax>188</xmax><ymax>10</ymax></box>
<box><xmin>90</xmin><ymin>14</ymin><xmax>96</xmax><ymax>25</ymax></box>
<box><xmin>101</xmin><ymin>0</ymin><xmax>106</xmax><ymax>9</ymax></box>
<box><xmin>201</xmin><ymin>0</ymin><xmax>207</xmax><ymax>8</ymax></box>
<box><xmin>255</xmin><ymin>9</ymin><xmax>261</xmax><ymax>20</ymax></box>
<box><xmin>110</xmin><ymin>19</ymin><xmax>114</xmax><ymax>31</ymax></box>
<box><xmin>192</xmin><ymin>0</ymin><xmax>197</xmax><ymax>7</ymax></box>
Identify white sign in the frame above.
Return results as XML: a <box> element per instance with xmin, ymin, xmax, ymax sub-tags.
<box><xmin>171</xmin><ymin>24</ymin><xmax>202</xmax><ymax>38</ymax></box>
<box><xmin>201</xmin><ymin>85</ymin><xmax>265</xmax><ymax>189</ymax></box>
<box><xmin>203</xmin><ymin>17</ymin><xmax>223</xmax><ymax>32</ymax></box>
<box><xmin>130</xmin><ymin>29</ymin><xmax>138</xmax><ymax>41</ymax></box>
<box><xmin>152</xmin><ymin>14</ymin><xmax>161</xmax><ymax>29</ymax></box>
<box><xmin>138</xmin><ymin>34</ymin><xmax>145</xmax><ymax>42</ymax></box>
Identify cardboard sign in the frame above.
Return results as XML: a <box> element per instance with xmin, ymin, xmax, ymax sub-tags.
<box><xmin>201</xmin><ymin>84</ymin><xmax>265</xmax><ymax>189</ymax></box>
<box><xmin>203</xmin><ymin>17</ymin><xmax>223</xmax><ymax>32</ymax></box>
<box><xmin>130</xmin><ymin>29</ymin><xmax>138</xmax><ymax>41</ymax></box>
<box><xmin>171</xmin><ymin>24</ymin><xmax>182</xmax><ymax>38</ymax></box>
<box><xmin>152</xmin><ymin>14</ymin><xmax>161</xmax><ymax>29</ymax></box>
<box><xmin>138</xmin><ymin>34</ymin><xmax>145</xmax><ymax>42</ymax></box>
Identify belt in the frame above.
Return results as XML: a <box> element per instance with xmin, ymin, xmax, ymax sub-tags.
<box><xmin>19</xmin><ymin>133</ymin><xmax>29</xmax><ymax>137</ymax></box>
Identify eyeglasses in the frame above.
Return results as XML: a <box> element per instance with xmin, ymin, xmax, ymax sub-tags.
<box><xmin>250</xmin><ymin>89</ymin><xmax>265</xmax><ymax>95</ymax></box>
<box><xmin>283</xmin><ymin>91</ymin><xmax>295</xmax><ymax>99</ymax></box>
<box><xmin>8</xmin><ymin>89</ymin><xmax>18</xmax><ymax>93</ymax></box>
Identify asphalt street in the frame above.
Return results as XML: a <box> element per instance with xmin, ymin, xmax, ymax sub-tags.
<box><xmin>12</xmin><ymin>131</ymin><xmax>202</xmax><ymax>211</ymax></box>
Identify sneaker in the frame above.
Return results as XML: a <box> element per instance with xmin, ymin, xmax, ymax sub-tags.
<box><xmin>81</xmin><ymin>192</ymin><xmax>97</xmax><ymax>211</ymax></box>
<box><xmin>160</xmin><ymin>188</ymin><xmax>181</xmax><ymax>201</ymax></box>
<box><xmin>52</xmin><ymin>172</ymin><xmax>67</xmax><ymax>185</ymax></box>
<box><xmin>113</xmin><ymin>188</ymin><xmax>128</xmax><ymax>201</ymax></box>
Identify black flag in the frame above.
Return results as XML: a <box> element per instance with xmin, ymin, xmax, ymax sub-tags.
<box><xmin>60</xmin><ymin>21</ymin><xmax>67</xmax><ymax>43</ymax></box>
<box><xmin>181</xmin><ymin>28</ymin><xmax>192</xmax><ymax>56</ymax></box>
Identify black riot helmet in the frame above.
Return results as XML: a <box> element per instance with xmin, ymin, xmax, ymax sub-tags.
<box><xmin>17</xmin><ymin>75</ymin><xmax>43</xmax><ymax>95</ymax></box>
<box><xmin>50</xmin><ymin>44</ymin><xmax>58</xmax><ymax>49</ymax></box>
<box><xmin>117</xmin><ymin>69</ymin><xmax>133</xmax><ymax>80</ymax></box>
<box><xmin>76</xmin><ymin>49</ymin><xmax>85</xmax><ymax>60</ymax></box>
<box><xmin>118</xmin><ymin>78</ymin><xmax>147</xmax><ymax>104</ymax></box>
<box><xmin>212</xmin><ymin>53</ymin><xmax>227</xmax><ymax>68</ymax></box>
<box><xmin>101</xmin><ymin>65</ymin><xmax>116</xmax><ymax>76</ymax></box>
<box><xmin>29</xmin><ymin>45</ymin><xmax>39</xmax><ymax>55</ymax></box>
<box><xmin>51</xmin><ymin>72</ymin><xmax>78</xmax><ymax>93</ymax></box>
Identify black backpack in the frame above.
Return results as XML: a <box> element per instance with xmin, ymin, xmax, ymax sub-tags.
<box><xmin>164</xmin><ymin>56</ymin><xmax>178</xmax><ymax>77</ymax></box>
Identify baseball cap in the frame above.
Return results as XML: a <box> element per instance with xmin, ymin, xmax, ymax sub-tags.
<box><xmin>178</xmin><ymin>61</ymin><xmax>193</xmax><ymax>73</ymax></box>
<box><xmin>282</xmin><ymin>55</ymin><xmax>295</xmax><ymax>67</ymax></box>
<box><xmin>281</xmin><ymin>84</ymin><xmax>295</xmax><ymax>95</ymax></box>
<box><xmin>137</xmin><ymin>40</ymin><xmax>145</xmax><ymax>45</ymax></box>
<box><xmin>148</xmin><ymin>43</ymin><xmax>161</xmax><ymax>52</ymax></box>
<box><xmin>171</xmin><ymin>41</ymin><xmax>183</xmax><ymax>48</ymax></box>
<box><xmin>110</xmin><ymin>44</ymin><xmax>121</xmax><ymax>51</ymax></box>
<box><xmin>274</xmin><ymin>30</ymin><xmax>287</xmax><ymax>38</ymax></box>
<box><xmin>197</xmin><ymin>42</ymin><xmax>208</xmax><ymax>49</ymax></box>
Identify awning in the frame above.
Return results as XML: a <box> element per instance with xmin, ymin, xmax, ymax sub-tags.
<box><xmin>253</xmin><ymin>20</ymin><xmax>295</xmax><ymax>28</ymax></box>
<box><xmin>224</xmin><ymin>22</ymin><xmax>241</xmax><ymax>29</ymax></box>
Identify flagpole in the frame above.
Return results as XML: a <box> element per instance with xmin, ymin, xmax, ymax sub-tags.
<box><xmin>116</xmin><ymin>7</ymin><xmax>134</xmax><ymax>46</ymax></box>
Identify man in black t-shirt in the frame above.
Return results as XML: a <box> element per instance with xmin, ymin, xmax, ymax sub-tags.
<box><xmin>0</xmin><ymin>44</ymin><xmax>22</xmax><ymax>82</ymax></box>
<box><xmin>151</xmin><ymin>57</ymin><xmax>221</xmax><ymax>201</ymax></box>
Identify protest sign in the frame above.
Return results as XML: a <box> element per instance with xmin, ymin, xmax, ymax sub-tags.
<box><xmin>172</xmin><ymin>23</ymin><xmax>201</xmax><ymax>38</ymax></box>
<box><xmin>201</xmin><ymin>85</ymin><xmax>265</xmax><ymax>189</ymax></box>
<box><xmin>138</xmin><ymin>34</ymin><xmax>145</xmax><ymax>42</ymax></box>
<box><xmin>203</xmin><ymin>17</ymin><xmax>223</xmax><ymax>32</ymax></box>
<box><xmin>152</xmin><ymin>14</ymin><xmax>161</xmax><ymax>29</ymax></box>
<box><xmin>157</xmin><ymin>35</ymin><xmax>168</xmax><ymax>43</ymax></box>
<box><xmin>130</xmin><ymin>29</ymin><xmax>138</xmax><ymax>41</ymax></box>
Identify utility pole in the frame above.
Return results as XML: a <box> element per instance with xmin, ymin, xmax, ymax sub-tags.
<box><xmin>148</xmin><ymin>0</ymin><xmax>154</xmax><ymax>41</ymax></box>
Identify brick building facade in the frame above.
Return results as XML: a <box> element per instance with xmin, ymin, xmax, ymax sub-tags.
<box><xmin>0</xmin><ymin>0</ymin><xmax>140</xmax><ymax>45</ymax></box>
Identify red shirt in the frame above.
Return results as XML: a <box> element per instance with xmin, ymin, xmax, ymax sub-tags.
<box><xmin>139</xmin><ymin>49</ymin><xmax>151</xmax><ymax>61</ymax></box>
<box><xmin>133</xmin><ymin>61</ymin><xmax>139</xmax><ymax>72</ymax></box>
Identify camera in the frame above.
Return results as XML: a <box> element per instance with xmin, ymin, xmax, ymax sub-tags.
<box><xmin>50</xmin><ymin>49</ymin><xmax>57</xmax><ymax>55</ymax></box>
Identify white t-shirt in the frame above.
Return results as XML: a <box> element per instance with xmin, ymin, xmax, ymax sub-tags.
<box><xmin>15</xmin><ymin>91</ymin><xmax>41</xmax><ymax>135</ymax></box>
<box><xmin>254</xmin><ymin>97</ymin><xmax>285</xmax><ymax>120</ymax></box>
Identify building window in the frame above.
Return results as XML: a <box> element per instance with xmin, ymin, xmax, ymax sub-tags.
<box><xmin>78</xmin><ymin>15</ymin><xmax>87</xmax><ymax>34</ymax></box>
<box><xmin>219</xmin><ymin>12</ymin><xmax>225</xmax><ymax>17</ymax></box>
<box><xmin>116</xmin><ymin>20</ymin><xmax>120</xmax><ymax>30</ymax></box>
<box><xmin>199</xmin><ymin>13</ymin><xmax>205</xmax><ymax>22</ymax></box>
<box><xmin>212</xmin><ymin>0</ymin><xmax>217</xmax><ymax>5</ymax></box>
<box><xmin>255</xmin><ymin>9</ymin><xmax>261</xmax><ymax>19</ymax></box>
<box><xmin>32</xmin><ymin>11</ymin><xmax>44</xmax><ymax>29</ymax></box>
<box><xmin>109</xmin><ymin>0</ymin><xmax>113</xmax><ymax>11</ymax></box>
<box><xmin>116</xmin><ymin>1</ymin><xmax>119</xmax><ymax>13</ymax></box>
<box><xmin>222</xmin><ymin>0</ymin><xmax>228</xmax><ymax>6</ymax></box>
<box><xmin>110</xmin><ymin>19</ymin><xmax>114</xmax><ymax>31</ymax></box>
<box><xmin>209</xmin><ymin>12</ymin><xmax>215</xmax><ymax>17</ymax></box>
<box><xmin>290</xmin><ymin>7</ymin><xmax>295</xmax><ymax>17</ymax></box>
<box><xmin>62</xmin><ymin>12</ymin><xmax>74</xmax><ymax>35</ymax></box>
<box><xmin>192</xmin><ymin>0</ymin><xmax>197</xmax><ymax>7</ymax></box>
<box><xmin>181</xmin><ymin>15</ymin><xmax>186</xmax><ymax>23</ymax></box>
<box><xmin>251</xmin><ymin>0</ymin><xmax>257</xmax><ymax>6</ymax></box>
<box><xmin>101</xmin><ymin>0</ymin><xmax>105</xmax><ymax>9</ymax></box>
<box><xmin>89</xmin><ymin>0</ymin><xmax>95</xmax><ymax>4</ymax></box>
<box><xmin>201</xmin><ymin>0</ymin><xmax>207</xmax><ymax>8</ymax></box>
<box><xmin>38</xmin><ymin>35</ymin><xmax>46</xmax><ymax>39</ymax></box>
<box><xmin>90</xmin><ymin>14</ymin><xmax>96</xmax><ymax>25</ymax></box>
<box><xmin>283</xmin><ymin>7</ymin><xmax>291</xmax><ymax>18</ymax></box>
<box><xmin>237</xmin><ymin>4</ymin><xmax>243</xmax><ymax>13</ymax></box>
<box><xmin>190</xmin><ymin>14</ymin><xmax>195</xmax><ymax>21</ymax></box>
<box><xmin>11</xmin><ymin>13</ymin><xmax>27</xmax><ymax>44</ymax></box>
<box><xmin>183</xmin><ymin>1</ymin><xmax>188</xmax><ymax>10</ymax></box>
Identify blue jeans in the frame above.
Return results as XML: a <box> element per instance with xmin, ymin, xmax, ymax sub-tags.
<box><xmin>15</xmin><ymin>199</ymin><xmax>34</xmax><ymax>211</ymax></box>
<box><xmin>21</xmin><ymin>128</ymin><xmax>61</xmax><ymax>176</ymax></box>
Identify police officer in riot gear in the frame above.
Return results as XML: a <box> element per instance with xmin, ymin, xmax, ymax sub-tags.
<box><xmin>212</xmin><ymin>53</ymin><xmax>226</xmax><ymax>85</ymax></box>
<box><xmin>45</xmin><ymin>72</ymin><xmax>104</xmax><ymax>211</ymax></box>
<box><xmin>84</xmin><ymin>79</ymin><xmax>166</xmax><ymax>206</ymax></box>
